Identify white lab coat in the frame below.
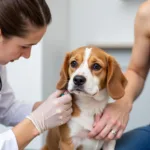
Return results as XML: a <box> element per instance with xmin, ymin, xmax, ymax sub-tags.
<box><xmin>0</xmin><ymin>65</ymin><xmax>33</xmax><ymax>150</ymax></box>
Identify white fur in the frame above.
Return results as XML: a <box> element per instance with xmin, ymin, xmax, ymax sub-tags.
<box><xmin>68</xmin><ymin>48</ymin><xmax>100</xmax><ymax>95</ymax></box>
<box><xmin>68</xmin><ymin>93</ymin><xmax>112</xmax><ymax>150</ymax></box>
<box><xmin>67</xmin><ymin>48</ymin><xmax>116</xmax><ymax>150</ymax></box>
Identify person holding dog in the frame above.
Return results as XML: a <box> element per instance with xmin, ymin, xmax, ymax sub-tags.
<box><xmin>89</xmin><ymin>1</ymin><xmax>150</xmax><ymax>149</ymax></box>
<box><xmin>0</xmin><ymin>0</ymin><xmax>72</xmax><ymax>150</ymax></box>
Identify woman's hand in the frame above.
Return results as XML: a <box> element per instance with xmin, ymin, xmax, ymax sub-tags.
<box><xmin>88</xmin><ymin>100</ymin><xmax>132</xmax><ymax>140</ymax></box>
<box><xmin>27</xmin><ymin>90</ymin><xmax>72</xmax><ymax>134</ymax></box>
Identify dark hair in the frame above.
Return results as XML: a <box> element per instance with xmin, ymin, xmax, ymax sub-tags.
<box><xmin>0</xmin><ymin>0</ymin><xmax>51</xmax><ymax>38</ymax></box>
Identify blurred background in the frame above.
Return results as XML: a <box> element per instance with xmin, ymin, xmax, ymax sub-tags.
<box><xmin>0</xmin><ymin>0</ymin><xmax>149</xmax><ymax>149</ymax></box>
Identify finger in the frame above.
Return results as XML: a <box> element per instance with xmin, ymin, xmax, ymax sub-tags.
<box><xmin>63</xmin><ymin>102</ymin><xmax>72</xmax><ymax>110</ymax></box>
<box><xmin>115</xmin><ymin>129</ymin><xmax>124</xmax><ymax>139</ymax></box>
<box><xmin>63</xmin><ymin>116</ymin><xmax>71</xmax><ymax>124</ymax></box>
<box><xmin>59</xmin><ymin>107</ymin><xmax>73</xmax><ymax>119</ymax></box>
<box><xmin>107</xmin><ymin>132</ymin><xmax>115</xmax><ymax>140</ymax></box>
<box><xmin>64</xmin><ymin>108</ymin><xmax>73</xmax><ymax>117</ymax></box>
<box><xmin>107</xmin><ymin>127</ymin><xmax>118</xmax><ymax>140</ymax></box>
<box><xmin>58</xmin><ymin>94</ymin><xmax>72</xmax><ymax>104</ymax></box>
<box><xmin>58</xmin><ymin>108</ymin><xmax>72</xmax><ymax>120</ymax></box>
<box><xmin>88</xmin><ymin>119</ymin><xmax>107</xmax><ymax>138</ymax></box>
<box><xmin>50</xmin><ymin>90</ymin><xmax>64</xmax><ymax>98</ymax></box>
<box><xmin>93</xmin><ymin>113</ymin><xmax>102</xmax><ymax>127</ymax></box>
<box><xmin>95</xmin><ymin>124</ymin><xmax>113</xmax><ymax>140</ymax></box>
<box><xmin>53</xmin><ymin>98</ymin><xmax>72</xmax><ymax>112</ymax></box>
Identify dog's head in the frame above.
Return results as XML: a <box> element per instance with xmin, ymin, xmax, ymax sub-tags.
<box><xmin>56</xmin><ymin>46</ymin><xmax>127</xmax><ymax>100</ymax></box>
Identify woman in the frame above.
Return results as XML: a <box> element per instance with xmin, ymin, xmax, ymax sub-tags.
<box><xmin>0</xmin><ymin>0</ymin><xmax>72</xmax><ymax>150</ymax></box>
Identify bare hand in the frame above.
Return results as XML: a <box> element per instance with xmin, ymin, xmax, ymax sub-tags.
<box><xmin>88</xmin><ymin>100</ymin><xmax>132</xmax><ymax>140</ymax></box>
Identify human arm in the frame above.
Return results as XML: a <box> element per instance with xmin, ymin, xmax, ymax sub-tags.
<box><xmin>0</xmin><ymin>65</ymin><xmax>34</xmax><ymax>126</ymax></box>
<box><xmin>89</xmin><ymin>1</ymin><xmax>150</xmax><ymax>140</ymax></box>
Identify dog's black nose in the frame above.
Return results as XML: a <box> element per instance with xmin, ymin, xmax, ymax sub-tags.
<box><xmin>73</xmin><ymin>75</ymin><xmax>86</xmax><ymax>86</ymax></box>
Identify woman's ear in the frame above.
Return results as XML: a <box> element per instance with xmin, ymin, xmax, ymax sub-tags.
<box><xmin>107</xmin><ymin>56</ymin><xmax>128</xmax><ymax>99</ymax></box>
<box><xmin>56</xmin><ymin>52</ymin><xmax>70</xmax><ymax>90</ymax></box>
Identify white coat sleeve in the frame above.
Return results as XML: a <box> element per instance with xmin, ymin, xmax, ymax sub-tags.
<box><xmin>0</xmin><ymin>66</ymin><xmax>34</xmax><ymax>126</ymax></box>
<box><xmin>0</xmin><ymin>130</ymin><xmax>18</xmax><ymax>150</ymax></box>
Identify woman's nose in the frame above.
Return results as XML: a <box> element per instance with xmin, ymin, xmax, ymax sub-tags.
<box><xmin>22</xmin><ymin>48</ymin><xmax>31</xmax><ymax>59</ymax></box>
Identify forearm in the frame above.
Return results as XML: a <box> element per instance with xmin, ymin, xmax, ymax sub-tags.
<box><xmin>121</xmin><ymin>68</ymin><xmax>145</xmax><ymax>105</ymax></box>
<box><xmin>12</xmin><ymin>118</ymin><xmax>39</xmax><ymax>150</ymax></box>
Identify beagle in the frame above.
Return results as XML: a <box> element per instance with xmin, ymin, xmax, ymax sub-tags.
<box><xmin>42</xmin><ymin>46</ymin><xmax>127</xmax><ymax>150</ymax></box>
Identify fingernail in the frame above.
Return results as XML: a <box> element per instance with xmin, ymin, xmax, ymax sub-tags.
<box><xmin>64</xmin><ymin>90</ymin><xmax>69</xmax><ymax>94</ymax></box>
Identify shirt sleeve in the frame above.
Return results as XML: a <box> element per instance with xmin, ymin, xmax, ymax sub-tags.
<box><xmin>0</xmin><ymin>130</ymin><xmax>18</xmax><ymax>150</ymax></box>
<box><xmin>0</xmin><ymin>66</ymin><xmax>34</xmax><ymax>126</ymax></box>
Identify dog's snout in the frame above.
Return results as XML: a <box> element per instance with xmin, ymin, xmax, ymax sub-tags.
<box><xmin>73</xmin><ymin>75</ymin><xmax>86</xmax><ymax>86</ymax></box>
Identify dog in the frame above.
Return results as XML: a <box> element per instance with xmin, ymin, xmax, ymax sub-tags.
<box><xmin>42</xmin><ymin>46</ymin><xmax>127</xmax><ymax>150</ymax></box>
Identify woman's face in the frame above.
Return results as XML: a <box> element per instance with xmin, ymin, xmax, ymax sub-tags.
<box><xmin>0</xmin><ymin>26</ymin><xmax>47</xmax><ymax>65</ymax></box>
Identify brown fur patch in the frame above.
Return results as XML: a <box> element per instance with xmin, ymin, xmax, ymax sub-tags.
<box><xmin>71</xmin><ymin>94</ymin><xmax>81</xmax><ymax>117</ymax></box>
<box><xmin>106</xmin><ymin>56</ymin><xmax>127</xmax><ymax>99</ymax></box>
<box><xmin>59</xmin><ymin>124</ymin><xmax>75</xmax><ymax>150</ymax></box>
<box><xmin>88</xmin><ymin>47</ymin><xmax>108</xmax><ymax>89</ymax></box>
<box><xmin>42</xmin><ymin>127</ymin><xmax>60</xmax><ymax>150</ymax></box>
<box><xmin>41</xmin><ymin>145</ymin><xmax>49</xmax><ymax>150</ymax></box>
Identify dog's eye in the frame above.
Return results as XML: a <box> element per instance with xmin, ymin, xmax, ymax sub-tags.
<box><xmin>71</xmin><ymin>61</ymin><xmax>78</xmax><ymax>68</ymax></box>
<box><xmin>92</xmin><ymin>63</ymin><xmax>101</xmax><ymax>70</ymax></box>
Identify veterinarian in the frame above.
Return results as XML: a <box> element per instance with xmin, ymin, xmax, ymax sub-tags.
<box><xmin>89</xmin><ymin>1</ymin><xmax>150</xmax><ymax>149</ymax></box>
<box><xmin>0</xmin><ymin>0</ymin><xmax>72</xmax><ymax>150</ymax></box>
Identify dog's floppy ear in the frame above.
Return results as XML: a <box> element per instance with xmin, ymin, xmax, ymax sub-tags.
<box><xmin>56</xmin><ymin>52</ymin><xmax>70</xmax><ymax>90</ymax></box>
<box><xmin>107</xmin><ymin>56</ymin><xmax>127</xmax><ymax>99</ymax></box>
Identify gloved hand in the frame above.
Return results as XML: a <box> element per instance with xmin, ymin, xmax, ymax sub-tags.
<box><xmin>27</xmin><ymin>90</ymin><xmax>72</xmax><ymax>134</ymax></box>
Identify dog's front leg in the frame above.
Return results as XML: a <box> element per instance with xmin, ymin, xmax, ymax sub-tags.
<box><xmin>102</xmin><ymin>140</ymin><xmax>116</xmax><ymax>150</ymax></box>
<box><xmin>59</xmin><ymin>140</ymin><xmax>75</xmax><ymax>150</ymax></box>
<box><xmin>59</xmin><ymin>140</ymin><xmax>83</xmax><ymax>150</ymax></box>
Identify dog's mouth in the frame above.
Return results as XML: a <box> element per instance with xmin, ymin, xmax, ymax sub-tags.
<box><xmin>70</xmin><ymin>86</ymin><xmax>94</xmax><ymax>96</ymax></box>
<box><xmin>74</xmin><ymin>87</ymin><xmax>83</xmax><ymax>92</ymax></box>
<box><xmin>70</xmin><ymin>86</ymin><xmax>85</xmax><ymax>93</ymax></box>
<box><xmin>69</xmin><ymin>86</ymin><xmax>99</xmax><ymax>97</ymax></box>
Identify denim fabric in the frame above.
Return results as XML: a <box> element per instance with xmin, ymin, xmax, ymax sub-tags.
<box><xmin>115</xmin><ymin>125</ymin><xmax>150</xmax><ymax>150</ymax></box>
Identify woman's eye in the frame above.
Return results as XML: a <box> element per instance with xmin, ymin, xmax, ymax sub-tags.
<box><xmin>71</xmin><ymin>61</ymin><xmax>78</xmax><ymax>68</ymax></box>
<box><xmin>92</xmin><ymin>63</ymin><xmax>102</xmax><ymax>71</ymax></box>
<box><xmin>21</xmin><ymin>46</ymin><xmax>30</xmax><ymax>49</ymax></box>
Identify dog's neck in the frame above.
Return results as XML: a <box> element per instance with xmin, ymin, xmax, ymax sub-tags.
<box><xmin>72</xmin><ymin>89</ymin><xmax>109</xmax><ymax>116</ymax></box>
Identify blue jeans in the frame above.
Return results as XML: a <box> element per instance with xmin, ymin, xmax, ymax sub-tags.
<box><xmin>115</xmin><ymin>125</ymin><xmax>150</xmax><ymax>150</ymax></box>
